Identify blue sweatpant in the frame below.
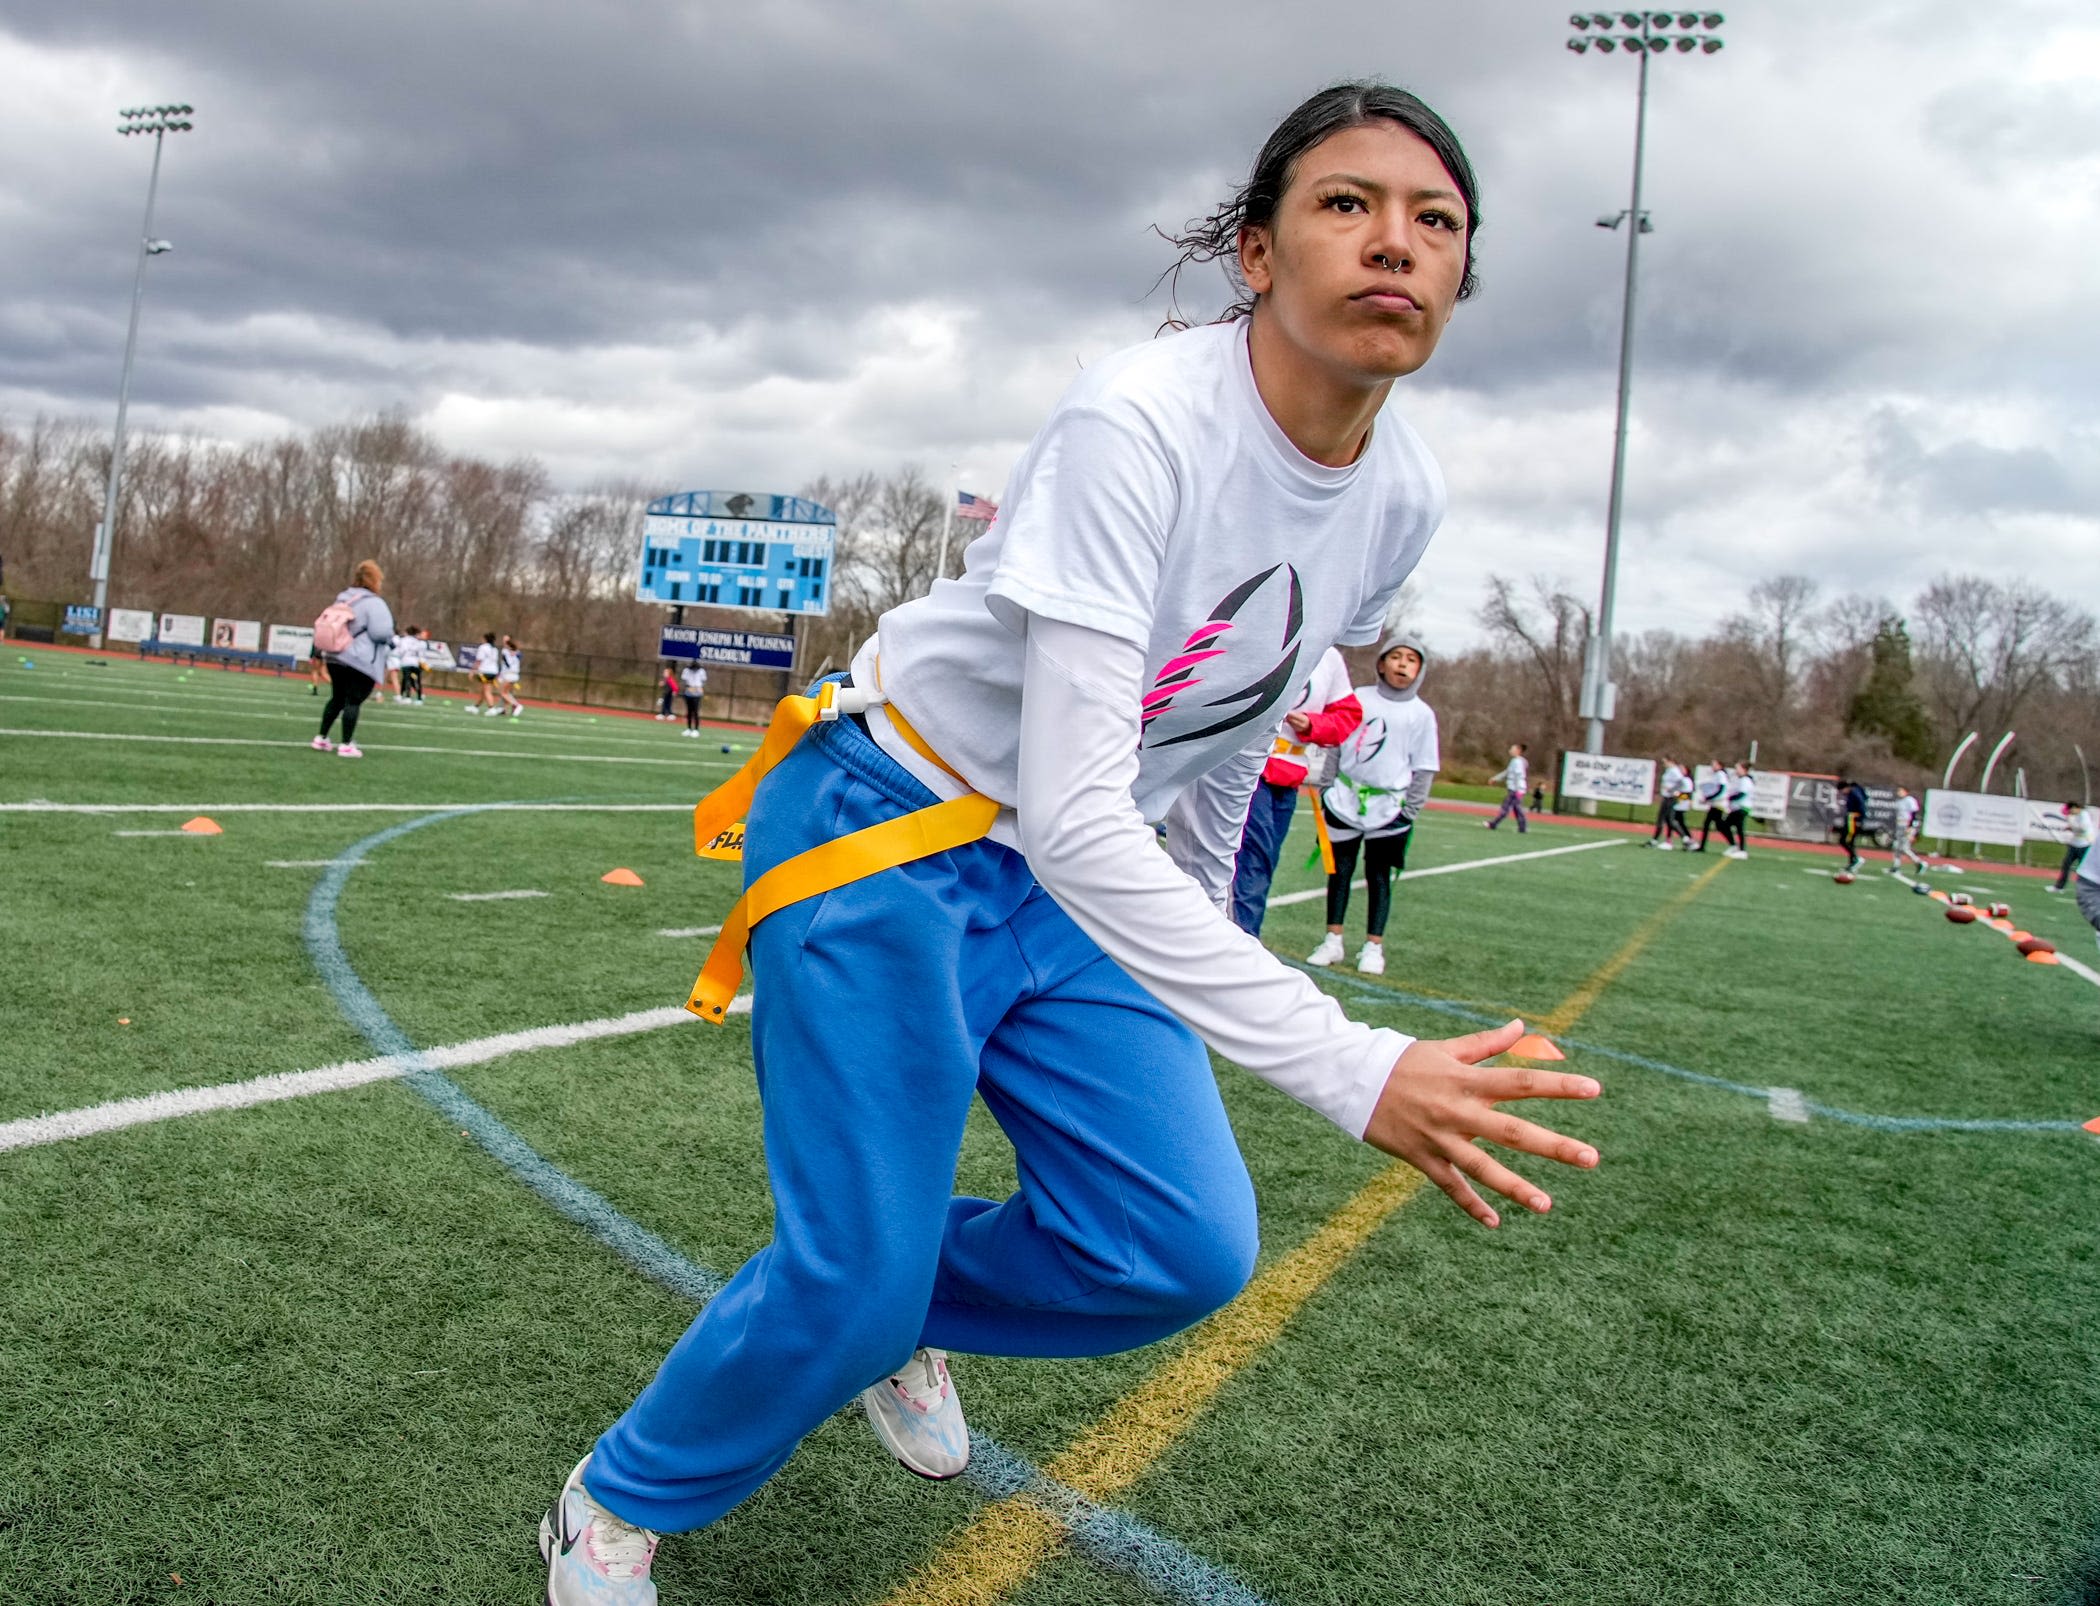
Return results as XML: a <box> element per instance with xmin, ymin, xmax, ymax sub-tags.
<box><xmin>1230</xmin><ymin>780</ymin><xmax>1299</xmax><ymax>935</ymax></box>
<box><xmin>586</xmin><ymin>709</ymin><xmax>1259</xmax><ymax>1534</ymax></box>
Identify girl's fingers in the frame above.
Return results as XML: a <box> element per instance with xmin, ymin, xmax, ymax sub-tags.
<box><xmin>1436</xmin><ymin>1019</ymin><xmax>1526</xmax><ymax>1066</ymax></box>
<box><xmin>1420</xmin><ymin>1156</ymin><xmax>1501</xmax><ymax>1229</ymax></box>
<box><xmin>1479</xmin><ymin>1066</ymin><xmax>1602</xmax><ymax>1103</ymax></box>
<box><xmin>1446</xmin><ymin>1141</ymin><xmax>1553</xmax><ymax>1214</ymax></box>
<box><xmin>1481</xmin><ymin>1112</ymin><xmax>1599</xmax><ymax>1169</ymax></box>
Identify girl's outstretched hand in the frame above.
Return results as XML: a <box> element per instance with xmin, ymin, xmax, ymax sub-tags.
<box><xmin>1362</xmin><ymin>1020</ymin><xmax>1600</xmax><ymax>1228</ymax></box>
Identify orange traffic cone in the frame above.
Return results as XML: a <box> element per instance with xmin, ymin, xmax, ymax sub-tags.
<box><xmin>1510</xmin><ymin>1033</ymin><xmax>1566</xmax><ymax>1061</ymax></box>
<box><xmin>601</xmin><ymin>867</ymin><xmax>644</xmax><ymax>886</ymax></box>
<box><xmin>2085</xmin><ymin>1116</ymin><xmax>2100</xmax><ymax>1135</ymax></box>
<box><xmin>2026</xmin><ymin>949</ymin><xmax>2061</xmax><ymax>965</ymax></box>
<box><xmin>180</xmin><ymin>816</ymin><xmax>222</xmax><ymax>835</ymax></box>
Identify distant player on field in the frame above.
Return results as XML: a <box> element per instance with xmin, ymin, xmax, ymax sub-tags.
<box><xmin>2076</xmin><ymin>830</ymin><xmax>2100</xmax><ymax>956</ymax></box>
<box><xmin>1231</xmin><ymin>645</ymin><xmax>1361</xmax><ymax>935</ymax></box>
<box><xmin>678</xmin><ymin>661</ymin><xmax>707</xmax><ymax>736</ymax></box>
<box><xmin>1888</xmin><ymin>785</ymin><xmax>1931</xmax><ymax>875</ymax></box>
<box><xmin>496</xmin><ymin>635</ymin><xmax>524</xmax><ymax>717</ymax></box>
<box><xmin>1722</xmin><ymin>761</ymin><xmax>1754</xmax><ymax>860</ymax></box>
<box><xmin>2049</xmin><ymin>802</ymin><xmax>2094</xmax><ymax>892</ymax></box>
<box><xmin>1307</xmin><ymin>631</ymin><xmax>1438</xmax><ymax>976</ymax></box>
<box><xmin>1651</xmin><ymin>755</ymin><xmax>1689</xmax><ymax>849</ymax></box>
<box><xmin>1837</xmin><ymin>775</ymin><xmax>1870</xmax><ymax>874</ymax></box>
<box><xmin>467</xmin><ymin>632</ymin><xmax>502</xmax><ymax>714</ymax></box>
<box><xmin>1693</xmin><ymin>760</ymin><xmax>1731</xmax><ymax>853</ymax></box>
<box><xmin>1483</xmin><ymin>741</ymin><xmax>1529</xmax><ymax>833</ymax></box>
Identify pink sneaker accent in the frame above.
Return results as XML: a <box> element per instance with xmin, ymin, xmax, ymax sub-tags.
<box><xmin>311</xmin><ymin>736</ymin><xmax>333</xmax><ymax>752</ymax></box>
<box><xmin>336</xmin><ymin>743</ymin><xmax>363</xmax><ymax>759</ymax></box>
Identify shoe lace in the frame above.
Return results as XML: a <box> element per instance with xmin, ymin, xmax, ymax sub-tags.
<box><xmin>890</xmin><ymin>1347</ymin><xmax>949</xmax><ymax>1408</ymax></box>
<box><xmin>584</xmin><ymin>1501</ymin><xmax>657</xmax><ymax>1578</ymax></box>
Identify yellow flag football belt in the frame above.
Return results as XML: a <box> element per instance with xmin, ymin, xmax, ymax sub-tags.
<box><xmin>684</xmin><ymin>679</ymin><xmax>998</xmax><ymax>1023</ymax></box>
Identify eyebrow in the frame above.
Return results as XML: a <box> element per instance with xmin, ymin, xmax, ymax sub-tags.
<box><xmin>1306</xmin><ymin>172</ymin><xmax>1464</xmax><ymax>206</ymax></box>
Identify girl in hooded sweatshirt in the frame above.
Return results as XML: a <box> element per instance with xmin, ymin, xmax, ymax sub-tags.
<box><xmin>312</xmin><ymin>560</ymin><xmax>395</xmax><ymax>759</ymax></box>
<box><xmin>1306</xmin><ymin>631</ymin><xmax>1438</xmax><ymax>976</ymax></box>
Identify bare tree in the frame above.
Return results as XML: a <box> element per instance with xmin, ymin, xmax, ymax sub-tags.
<box><xmin>1913</xmin><ymin>574</ymin><xmax>2097</xmax><ymax>741</ymax></box>
<box><xmin>1480</xmin><ymin>574</ymin><xmax>1591</xmax><ymax>767</ymax></box>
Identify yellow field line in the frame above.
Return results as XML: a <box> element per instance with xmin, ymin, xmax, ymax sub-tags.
<box><xmin>878</xmin><ymin>856</ymin><xmax>1731</xmax><ymax>1606</ymax></box>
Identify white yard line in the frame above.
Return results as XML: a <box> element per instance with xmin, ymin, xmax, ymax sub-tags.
<box><xmin>4</xmin><ymin>802</ymin><xmax>691</xmax><ymax>813</ymax></box>
<box><xmin>2059</xmin><ymin>952</ymin><xmax>2100</xmax><ymax>989</ymax></box>
<box><xmin>111</xmin><ymin>829</ymin><xmax>212</xmax><ymax>838</ymax></box>
<box><xmin>1767</xmin><ymin>1087</ymin><xmax>1811</xmax><ymax>1124</ymax></box>
<box><xmin>448</xmin><ymin>889</ymin><xmax>549</xmax><ymax>902</ymax></box>
<box><xmin>266</xmin><ymin>859</ymin><xmax>361</xmax><ymax>867</ymax></box>
<box><xmin>0</xmin><ymin>727</ymin><xmax>734</xmax><ymax>769</ymax></box>
<box><xmin>1265</xmin><ymin>837</ymin><xmax>1623</xmax><ymax>906</ymax></box>
<box><xmin>0</xmin><ymin>999</ymin><xmax>749</xmax><ymax>1155</ymax></box>
<box><xmin>658</xmin><ymin>925</ymin><xmax>723</xmax><ymax>938</ymax></box>
<box><xmin>0</xmin><ymin>689</ymin><xmax>721</xmax><ymax>756</ymax></box>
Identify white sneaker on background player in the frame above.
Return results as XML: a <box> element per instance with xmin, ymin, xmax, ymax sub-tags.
<box><xmin>540</xmin><ymin>1455</ymin><xmax>660</xmax><ymax>1605</ymax></box>
<box><xmin>1305</xmin><ymin>932</ymin><xmax>1345</xmax><ymax>967</ymax></box>
<box><xmin>1356</xmin><ymin>942</ymin><xmax>1385</xmax><ymax>975</ymax></box>
<box><xmin>860</xmin><ymin>1347</ymin><xmax>970</xmax><ymax>1480</ymax></box>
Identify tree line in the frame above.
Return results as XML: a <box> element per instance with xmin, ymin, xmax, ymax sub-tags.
<box><xmin>3</xmin><ymin>413</ymin><xmax>2092</xmax><ymax>796</ymax></box>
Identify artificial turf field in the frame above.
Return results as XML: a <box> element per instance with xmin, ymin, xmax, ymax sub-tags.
<box><xmin>4</xmin><ymin>650</ymin><xmax>2100</xmax><ymax>1606</ymax></box>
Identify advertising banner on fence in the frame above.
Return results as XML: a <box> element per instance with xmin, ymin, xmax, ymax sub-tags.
<box><xmin>266</xmin><ymin>624</ymin><xmax>314</xmax><ymax>660</ymax></box>
<box><xmin>1922</xmin><ymin>788</ymin><xmax>2028</xmax><ymax>847</ymax></box>
<box><xmin>1560</xmin><ymin>752</ymin><xmax>1656</xmax><ymax>806</ymax></box>
<box><xmin>211</xmin><ymin>618</ymin><xmax>262</xmax><ymax>651</ymax></box>
<box><xmin>2020</xmin><ymin>801</ymin><xmax>2093</xmax><ymax>846</ymax></box>
<box><xmin>61</xmin><ymin>604</ymin><xmax>101</xmax><ymax>635</ymax></box>
<box><xmin>157</xmin><ymin>612</ymin><xmax>206</xmax><ymax>646</ymax></box>
<box><xmin>108</xmin><ymin>608</ymin><xmax>155</xmax><ymax>643</ymax></box>
<box><xmin>1784</xmin><ymin>776</ymin><xmax>1902</xmax><ymax>840</ymax></box>
<box><xmin>659</xmin><ymin>624</ymin><xmax>795</xmax><ymax>670</ymax></box>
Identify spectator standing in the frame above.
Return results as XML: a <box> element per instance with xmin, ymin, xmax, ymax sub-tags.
<box><xmin>1229</xmin><ymin>646</ymin><xmax>1361</xmax><ymax>936</ymax></box>
<box><xmin>657</xmin><ymin>664</ymin><xmax>680</xmax><ymax>720</ymax></box>
<box><xmin>1483</xmin><ymin>742</ymin><xmax>1529</xmax><ymax>833</ymax></box>
<box><xmin>679</xmin><ymin>662</ymin><xmax>708</xmax><ymax>736</ymax></box>
<box><xmin>312</xmin><ymin>560</ymin><xmax>394</xmax><ymax>759</ymax></box>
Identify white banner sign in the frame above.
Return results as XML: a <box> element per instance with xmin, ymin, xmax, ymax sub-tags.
<box><xmin>1922</xmin><ymin>788</ymin><xmax>2028</xmax><ymax>847</ymax></box>
<box><xmin>266</xmin><ymin>624</ymin><xmax>314</xmax><ymax>660</ymax></box>
<box><xmin>211</xmin><ymin>618</ymin><xmax>262</xmax><ymax>651</ymax></box>
<box><xmin>1561</xmin><ymin>752</ymin><xmax>1656</xmax><ymax>806</ymax></box>
<box><xmin>157</xmin><ymin>612</ymin><xmax>206</xmax><ymax>646</ymax></box>
<box><xmin>108</xmin><ymin>607</ymin><xmax>156</xmax><ymax>643</ymax></box>
<box><xmin>2023</xmin><ymin>802</ymin><xmax>2093</xmax><ymax>845</ymax></box>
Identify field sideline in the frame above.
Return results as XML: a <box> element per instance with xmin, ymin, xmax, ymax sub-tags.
<box><xmin>4</xmin><ymin>650</ymin><xmax>2099</xmax><ymax>1605</ymax></box>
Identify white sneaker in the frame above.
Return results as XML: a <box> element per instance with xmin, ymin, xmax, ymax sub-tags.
<box><xmin>860</xmin><ymin>1347</ymin><xmax>970</xmax><ymax>1480</ymax></box>
<box><xmin>1356</xmin><ymin>942</ymin><xmax>1385</xmax><ymax>975</ymax></box>
<box><xmin>1306</xmin><ymin>932</ymin><xmax>1345</xmax><ymax>967</ymax></box>
<box><xmin>311</xmin><ymin>735</ymin><xmax>333</xmax><ymax>752</ymax></box>
<box><xmin>1654</xmin><ymin>840</ymin><xmax>1674</xmax><ymax>851</ymax></box>
<box><xmin>1724</xmin><ymin>848</ymin><xmax>1748</xmax><ymax>860</ymax></box>
<box><xmin>337</xmin><ymin>742</ymin><xmax>362</xmax><ymax>759</ymax></box>
<box><xmin>540</xmin><ymin>1456</ymin><xmax>659</xmax><ymax>1605</ymax></box>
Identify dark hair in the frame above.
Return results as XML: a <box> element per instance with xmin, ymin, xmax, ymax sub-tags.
<box><xmin>1515</xmin><ymin>741</ymin><xmax>1528</xmax><ymax>753</ymax></box>
<box><xmin>484</xmin><ymin>631</ymin><xmax>497</xmax><ymax>644</ymax></box>
<box><xmin>1159</xmin><ymin>81</ymin><xmax>1480</xmax><ymax>325</ymax></box>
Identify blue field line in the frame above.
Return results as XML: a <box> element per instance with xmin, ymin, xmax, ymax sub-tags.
<box><xmin>304</xmin><ymin>808</ymin><xmax>1271</xmax><ymax>1606</ymax></box>
<box><xmin>1292</xmin><ymin>963</ymin><xmax>2092</xmax><ymax>1138</ymax></box>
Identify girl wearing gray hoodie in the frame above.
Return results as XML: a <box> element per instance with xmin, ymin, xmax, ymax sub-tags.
<box><xmin>313</xmin><ymin>559</ymin><xmax>396</xmax><ymax>759</ymax></box>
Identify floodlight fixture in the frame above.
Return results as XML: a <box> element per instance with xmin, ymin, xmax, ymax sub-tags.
<box><xmin>1596</xmin><ymin>36</ymin><xmax>1617</xmax><ymax>51</ymax></box>
<box><xmin>1678</xmin><ymin>10</ymin><xmax>1699</xmax><ymax>24</ymax></box>
<box><xmin>1571</xmin><ymin>12</ymin><xmax>1590</xmax><ymax>25</ymax></box>
<box><xmin>1702</xmin><ymin>37</ymin><xmax>1723</xmax><ymax>51</ymax></box>
<box><xmin>1621</xmin><ymin>11</ymin><xmax>1641</xmax><ymax>27</ymax></box>
<box><xmin>1568</xmin><ymin>36</ymin><xmax>1590</xmax><ymax>51</ymax></box>
<box><xmin>1703</xmin><ymin>11</ymin><xmax>1723</xmax><ymax>24</ymax></box>
<box><xmin>1650</xmin><ymin>10</ymin><xmax>1674</xmax><ymax>24</ymax></box>
<box><xmin>1675</xmin><ymin>35</ymin><xmax>1697</xmax><ymax>50</ymax></box>
<box><xmin>144</xmin><ymin>239</ymin><xmax>173</xmax><ymax>254</ymax></box>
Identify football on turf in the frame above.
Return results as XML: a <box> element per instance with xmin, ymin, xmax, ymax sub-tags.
<box><xmin>1912</xmin><ymin>882</ymin><xmax>1930</xmax><ymax>895</ymax></box>
<box><xmin>1834</xmin><ymin>872</ymin><xmax>1856</xmax><ymax>885</ymax></box>
<box><xmin>2016</xmin><ymin>937</ymin><xmax>2057</xmax><ymax>956</ymax></box>
<box><xmin>1946</xmin><ymin>905</ymin><xmax>1980</xmax><ymax>924</ymax></box>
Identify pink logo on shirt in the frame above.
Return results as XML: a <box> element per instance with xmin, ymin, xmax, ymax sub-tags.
<box><xmin>1143</xmin><ymin>564</ymin><xmax>1304</xmax><ymax>750</ymax></box>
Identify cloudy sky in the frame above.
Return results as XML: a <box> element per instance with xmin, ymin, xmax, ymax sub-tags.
<box><xmin>3</xmin><ymin>0</ymin><xmax>2095</xmax><ymax>647</ymax></box>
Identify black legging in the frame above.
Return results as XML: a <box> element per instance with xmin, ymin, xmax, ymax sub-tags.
<box><xmin>1699</xmin><ymin>805</ymin><xmax>1732</xmax><ymax>850</ymax></box>
<box><xmin>1323</xmin><ymin>810</ymin><xmax>1413</xmax><ymax>936</ymax></box>
<box><xmin>320</xmin><ymin>660</ymin><xmax>376</xmax><ymax>743</ymax></box>
<box><xmin>683</xmin><ymin>692</ymin><xmax>702</xmax><ymax>730</ymax></box>
<box><xmin>400</xmin><ymin>664</ymin><xmax>422</xmax><ymax>699</ymax></box>
<box><xmin>1725</xmin><ymin>807</ymin><xmax>1749</xmax><ymax>851</ymax></box>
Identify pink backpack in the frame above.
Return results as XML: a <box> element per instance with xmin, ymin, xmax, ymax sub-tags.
<box><xmin>312</xmin><ymin>598</ymin><xmax>358</xmax><ymax>654</ymax></box>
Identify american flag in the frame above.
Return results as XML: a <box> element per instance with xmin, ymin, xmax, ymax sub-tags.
<box><xmin>955</xmin><ymin>490</ymin><xmax>999</xmax><ymax>521</ymax></box>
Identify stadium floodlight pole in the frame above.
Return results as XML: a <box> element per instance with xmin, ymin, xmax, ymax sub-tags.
<box><xmin>88</xmin><ymin>103</ymin><xmax>194</xmax><ymax>648</ymax></box>
<box><xmin>1566</xmin><ymin>11</ymin><xmax>1725</xmax><ymax>756</ymax></box>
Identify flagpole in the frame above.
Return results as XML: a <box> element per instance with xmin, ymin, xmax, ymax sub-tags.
<box><xmin>933</xmin><ymin>462</ymin><xmax>957</xmax><ymax>586</ymax></box>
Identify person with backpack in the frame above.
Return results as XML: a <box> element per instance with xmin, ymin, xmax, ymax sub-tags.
<box><xmin>311</xmin><ymin>560</ymin><xmax>394</xmax><ymax>759</ymax></box>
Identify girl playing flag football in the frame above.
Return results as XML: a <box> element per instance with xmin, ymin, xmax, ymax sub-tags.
<box><xmin>542</xmin><ymin>81</ymin><xmax>1601</xmax><ymax>1603</ymax></box>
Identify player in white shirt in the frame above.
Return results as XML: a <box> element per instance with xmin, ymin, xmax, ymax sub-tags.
<box><xmin>1693</xmin><ymin>760</ymin><xmax>1732</xmax><ymax>853</ymax></box>
<box><xmin>1484</xmin><ymin>742</ymin><xmax>1529</xmax><ymax>833</ymax></box>
<box><xmin>1888</xmin><ymin>785</ymin><xmax>1932</xmax><ymax>874</ymax></box>
<box><xmin>1306</xmin><ymin>631</ymin><xmax>1438</xmax><ymax>976</ymax></box>
<box><xmin>392</xmin><ymin>627</ymin><xmax>425</xmax><ymax>704</ymax></box>
<box><xmin>495</xmin><ymin>635</ymin><xmax>524</xmax><ymax>717</ymax></box>
<box><xmin>2075</xmin><ymin>821</ymin><xmax>2100</xmax><ymax>952</ymax></box>
<box><xmin>1650</xmin><ymin>756</ymin><xmax>1692</xmax><ymax>849</ymax></box>
<box><xmin>542</xmin><ymin>84</ymin><xmax>1601</xmax><ymax>1604</ymax></box>
<box><xmin>466</xmin><ymin>633</ymin><xmax>502</xmax><ymax>714</ymax></box>
<box><xmin>1721</xmin><ymin>763</ymin><xmax>1755</xmax><ymax>859</ymax></box>
<box><xmin>677</xmin><ymin>663</ymin><xmax>708</xmax><ymax>736</ymax></box>
<box><xmin>2049</xmin><ymin>802</ymin><xmax>2095</xmax><ymax>892</ymax></box>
